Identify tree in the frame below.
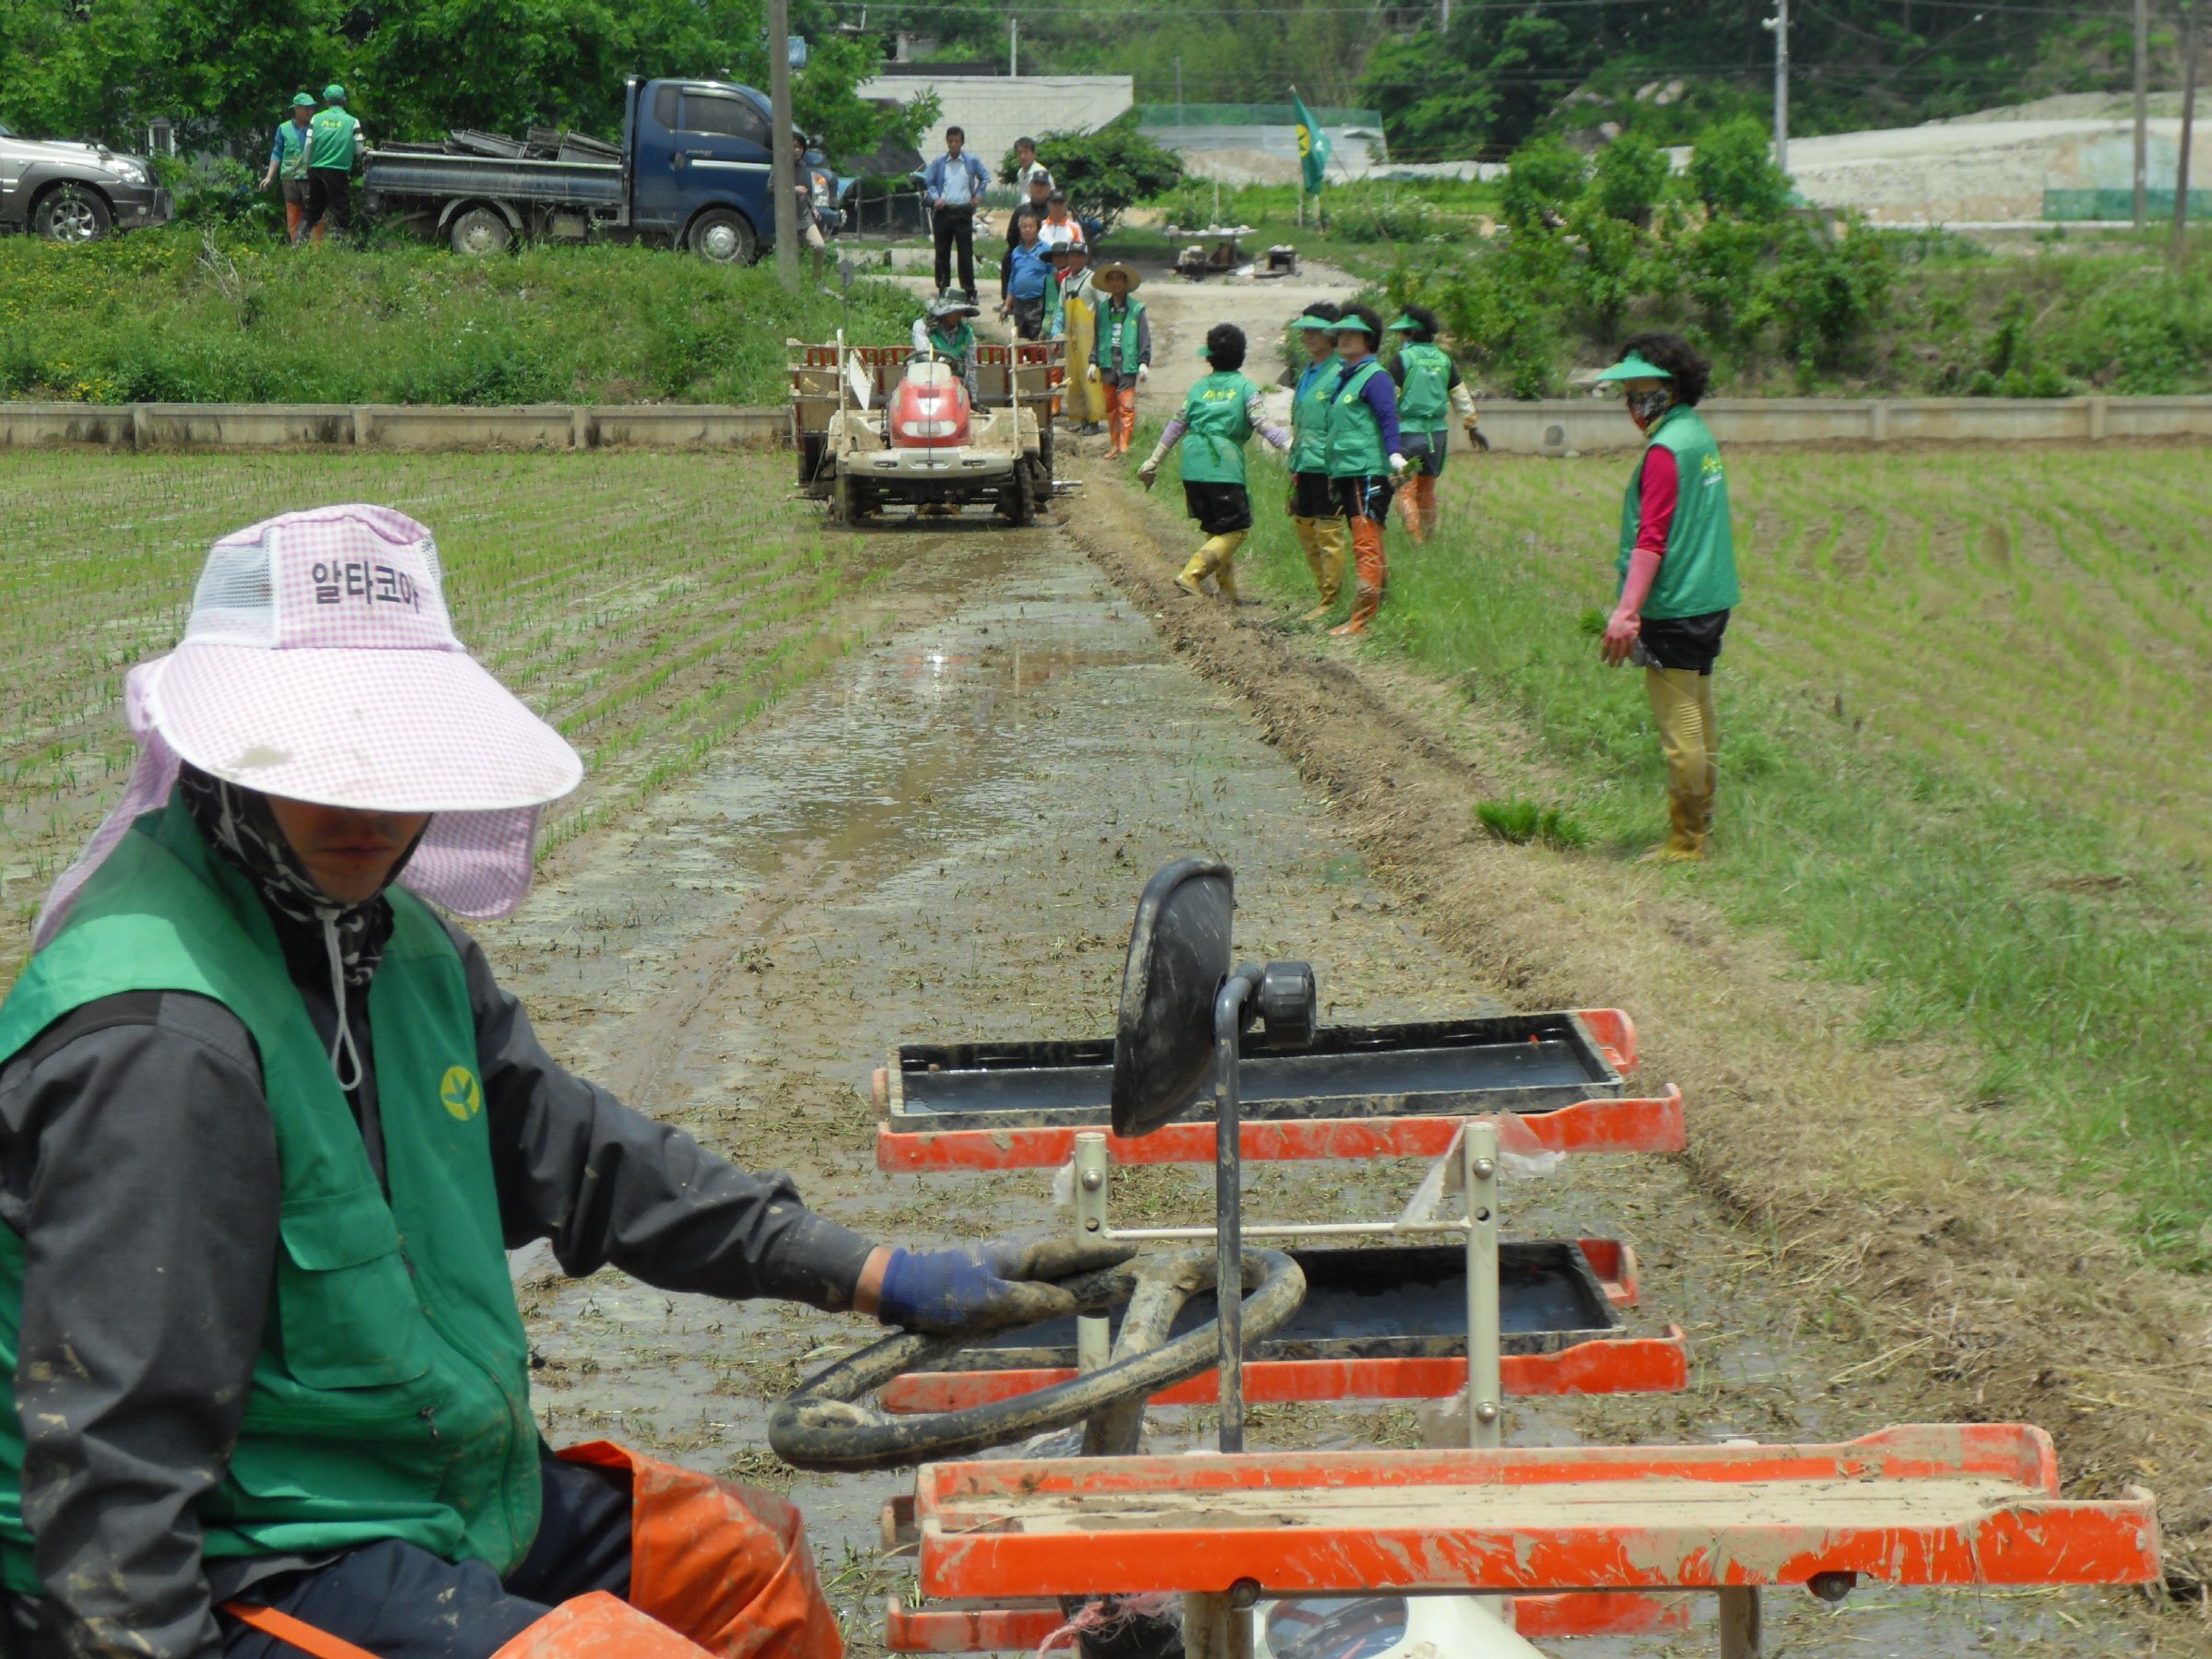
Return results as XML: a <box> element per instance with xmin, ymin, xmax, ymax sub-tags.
<box><xmin>1030</xmin><ymin>119</ymin><xmax>1182</xmax><ymax>229</ymax></box>
<box><xmin>1589</xmin><ymin>132</ymin><xmax>1669</xmax><ymax>227</ymax></box>
<box><xmin>1687</xmin><ymin>116</ymin><xmax>1794</xmax><ymax>220</ymax></box>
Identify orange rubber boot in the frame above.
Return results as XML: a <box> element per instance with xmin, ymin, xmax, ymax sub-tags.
<box><xmin>1398</xmin><ymin>479</ymin><xmax>1428</xmax><ymax>544</ymax></box>
<box><xmin>492</xmin><ymin>1594</ymin><xmax>719</xmax><ymax>1659</ymax></box>
<box><xmin>559</xmin><ymin>1442</ymin><xmax>841</xmax><ymax>1659</ymax></box>
<box><xmin>1328</xmin><ymin>516</ymin><xmax>1386</xmax><ymax>636</ymax></box>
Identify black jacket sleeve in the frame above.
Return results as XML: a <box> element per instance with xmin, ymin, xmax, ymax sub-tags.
<box><xmin>443</xmin><ymin>921</ymin><xmax>878</xmax><ymax>1311</ymax></box>
<box><xmin>0</xmin><ymin>992</ymin><xmax>276</xmax><ymax>1659</ymax></box>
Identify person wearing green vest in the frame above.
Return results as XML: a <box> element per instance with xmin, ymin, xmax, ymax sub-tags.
<box><xmin>299</xmin><ymin>83</ymin><xmax>362</xmax><ymax>244</ymax></box>
<box><xmin>260</xmin><ymin>93</ymin><xmax>317</xmax><ymax>244</ymax></box>
<box><xmin>0</xmin><ymin>507</ymin><xmax>1125</xmax><ymax>1659</ymax></box>
<box><xmin>1086</xmin><ymin>263</ymin><xmax>1148</xmax><ymax>458</ymax></box>
<box><xmin>1136</xmin><ymin>324</ymin><xmax>1291</xmax><ymax>602</ymax></box>
<box><xmin>1597</xmin><ymin>334</ymin><xmax>1741</xmax><ymax>861</ymax></box>
<box><xmin>1320</xmin><ymin>304</ymin><xmax>1408</xmax><ymax>637</ymax></box>
<box><xmin>1382</xmin><ymin>306</ymin><xmax>1483</xmax><ymax>544</ymax></box>
<box><xmin>911</xmin><ymin>290</ymin><xmax>981</xmax><ymax>402</ymax></box>
<box><xmin>1283</xmin><ymin>303</ymin><xmax>1348</xmax><ymax>621</ymax></box>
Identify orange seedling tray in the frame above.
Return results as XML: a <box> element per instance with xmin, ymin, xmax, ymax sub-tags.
<box><xmin>877</xmin><ymin>1085</ymin><xmax>1684</xmax><ymax>1171</ymax></box>
<box><xmin>878</xmin><ymin>1327</ymin><xmax>1688</xmax><ymax>1414</ymax></box>
<box><xmin>913</xmin><ymin>1426</ymin><xmax>2159</xmax><ymax>1599</ymax></box>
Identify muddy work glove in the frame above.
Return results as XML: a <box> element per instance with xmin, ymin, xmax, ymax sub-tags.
<box><xmin>877</xmin><ymin>1238</ymin><xmax>1135</xmax><ymax>1335</ymax></box>
<box><xmin>1137</xmin><ymin>443</ymin><xmax>1170</xmax><ymax>489</ymax></box>
<box><xmin>1387</xmin><ymin>452</ymin><xmax>1408</xmax><ymax>477</ymax></box>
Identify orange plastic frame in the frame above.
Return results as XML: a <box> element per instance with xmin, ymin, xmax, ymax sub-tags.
<box><xmin>879</xmin><ymin>1326</ymin><xmax>1687</xmax><ymax>1414</ymax></box>
<box><xmin>913</xmin><ymin>1427</ymin><xmax>2160</xmax><ymax>1599</ymax></box>
<box><xmin>877</xmin><ymin>1084</ymin><xmax>1683</xmax><ymax>1172</ymax></box>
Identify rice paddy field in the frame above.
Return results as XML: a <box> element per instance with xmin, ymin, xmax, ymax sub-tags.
<box><xmin>0</xmin><ymin>450</ymin><xmax>881</xmax><ymax>983</ymax></box>
<box><xmin>1223</xmin><ymin>439</ymin><xmax>2212</xmax><ymax>1265</ymax></box>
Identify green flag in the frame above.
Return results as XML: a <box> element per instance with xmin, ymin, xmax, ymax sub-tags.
<box><xmin>1293</xmin><ymin>92</ymin><xmax>1331</xmax><ymax>194</ymax></box>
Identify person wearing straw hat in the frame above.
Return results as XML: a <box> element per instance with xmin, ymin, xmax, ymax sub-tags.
<box><xmin>1137</xmin><ymin>323</ymin><xmax>1290</xmax><ymax>603</ymax></box>
<box><xmin>0</xmin><ymin>507</ymin><xmax>1126</xmax><ymax>1659</ymax></box>
<box><xmin>1595</xmin><ymin>334</ymin><xmax>1738</xmax><ymax>861</ymax></box>
<box><xmin>1087</xmin><ymin>262</ymin><xmax>1148</xmax><ymax>457</ymax></box>
<box><xmin>1382</xmin><ymin>304</ymin><xmax>1481</xmax><ymax>544</ymax></box>
<box><xmin>1283</xmin><ymin>302</ymin><xmax>1348</xmax><ymax>620</ymax></box>
<box><xmin>1320</xmin><ymin>303</ymin><xmax>1407</xmax><ymax>637</ymax></box>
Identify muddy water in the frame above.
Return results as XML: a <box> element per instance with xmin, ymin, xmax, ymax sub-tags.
<box><xmin>477</xmin><ymin>518</ymin><xmax>2136</xmax><ymax>1658</ymax></box>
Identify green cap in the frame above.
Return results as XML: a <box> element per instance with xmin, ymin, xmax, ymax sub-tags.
<box><xmin>1383</xmin><ymin>312</ymin><xmax>1425</xmax><ymax>332</ymax></box>
<box><xmin>292</xmin><ymin>92</ymin><xmax>317</xmax><ymax>108</ymax></box>
<box><xmin>1289</xmin><ymin>313</ymin><xmax>1338</xmax><ymax>331</ymax></box>
<box><xmin>1595</xmin><ymin>351</ymin><xmax>1672</xmax><ymax>382</ymax></box>
<box><xmin>323</xmin><ymin>83</ymin><xmax>347</xmax><ymax>103</ymax></box>
<box><xmin>1196</xmin><ymin>343</ymin><xmax>1213</xmax><ymax>359</ymax></box>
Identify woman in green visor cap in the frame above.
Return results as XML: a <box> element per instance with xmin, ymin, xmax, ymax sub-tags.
<box><xmin>1596</xmin><ymin>333</ymin><xmax>1739</xmax><ymax>862</ymax></box>
<box><xmin>1138</xmin><ymin>323</ymin><xmax>1291</xmax><ymax>602</ymax></box>
<box><xmin>1382</xmin><ymin>305</ymin><xmax>1482</xmax><ymax>543</ymax></box>
<box><xmin>1282</xmin><ymin>304</ymin><xmax>1349</xmax><ymax>619</ymax></box>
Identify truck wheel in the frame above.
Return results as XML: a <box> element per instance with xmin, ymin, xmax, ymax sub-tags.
<box><xmin>450</xmin><ymin>207</ymin><xmax>512</xmax><ymax>257</ymax></box>
<box><xmin>689</xmin><ymin>209</ymin><xmax>756</xmax><ymax>265</ymax></box>
<box><xmin>34</xmin><ymin>183</ymin><xmax>111</xmax><ymax>243</ymax></box>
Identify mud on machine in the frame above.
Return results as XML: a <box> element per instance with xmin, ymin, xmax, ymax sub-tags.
<box><xmin>768</xmin><ymin>861</ymin><xmax>2162</xmax><ymax>1659</ymax></box>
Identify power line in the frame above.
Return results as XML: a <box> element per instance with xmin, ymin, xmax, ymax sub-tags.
<box><xmin>827</xmin><ymin>0</ymin><xmax>2121</xmax><ymax>15</ymax></box>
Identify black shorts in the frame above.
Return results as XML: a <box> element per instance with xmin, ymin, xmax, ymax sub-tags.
<box><xmin>1640</xmin><ymin>608</ymin><xmax>1731</xmax><ymax>673</ymax></box>
<box><xmin>1289</xmin><ymin>471</ymin><xmax>1337</xmax><ymax>518</ymax></box>
<box><xmin>1401</xmin><ymin>429</ymin><xmax>1448</xmax><ymax>477</ymax></box>
<box><xmin>1183</xmin><ymin>480</ymin><xmax>1253</xmax><ymax>537</ymax></box>
<box><xmin>1334</xmin><ymin>475</ymin><xmax>1394</xmax><ymax>524</ymax></box>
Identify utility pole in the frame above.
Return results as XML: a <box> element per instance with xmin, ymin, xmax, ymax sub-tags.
<box><xmin>1176</xmin><ymin>57</ymin><xmax>1184</xmax><ymax>132</ymax></box>
<box><xmin>1770</xmin><ymin>0</ymin><xmax>1791</xmax><ymax>174</ymax></box>
<box><xmin>768</xmin><ymin>0</ymin><xmax>800</xmax><ymax>290</ymax></box>
<box><xmin>1441</xmin><ymin>0</ymin><xmax>1451</xmax><ymax>30</ymax></box>
<box><xmin>2136</xmin><ymin>0</ymin><xmax>2150</xmax><ymax>229</ymax></box>
<box><xmin>2176</xmin><ymin>0</ymin><xmax>2202</xmax><ymax>265</ymax></box>
<box><xmin>1009</xmin><ymin>17</ymin><xmax>1018</xmax><ymax>76</ymax></box>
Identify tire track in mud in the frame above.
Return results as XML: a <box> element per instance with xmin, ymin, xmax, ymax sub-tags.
<box><xmin>477</xmin><ymin>486</ymin><xmax>2162</xmax><ymax>1658</ymax></box>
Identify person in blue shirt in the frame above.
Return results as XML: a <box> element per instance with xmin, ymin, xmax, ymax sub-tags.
<box><xmin>921</xmin><ymin>126</ymin><xmax>992</xmax><ymax>303</ymax></box>
<box><xmin>998</xmin><ymin>210</ymin><xmax>1058</xmax><ymax>341</ymax></box>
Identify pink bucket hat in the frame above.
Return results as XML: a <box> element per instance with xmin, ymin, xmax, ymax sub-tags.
<box><xmin>35</xmin><ymin>505</ymin><xmax>583</xmax><ymax>947</ymax></box>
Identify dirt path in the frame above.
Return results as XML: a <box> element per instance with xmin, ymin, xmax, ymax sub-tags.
<box><xmin>475</xmin><ymin>487</ymin><xmax>2159</xmax><ymax>1656</ymax></box>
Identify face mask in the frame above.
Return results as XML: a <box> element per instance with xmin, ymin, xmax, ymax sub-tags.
<box><xmin>1629</xmin><ymin>386</ymin><xmax>1674</xmax><ymax>426</ymax></box>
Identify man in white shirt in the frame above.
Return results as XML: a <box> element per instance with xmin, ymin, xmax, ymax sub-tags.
<box><xmin>921</xmin><ymin>125</ymin><xmax>991</xmax><ymax>301</ymax></box>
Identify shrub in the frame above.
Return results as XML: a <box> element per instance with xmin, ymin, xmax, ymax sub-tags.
<box><xmin>1589</xmin><ymin>133</ymin><xmax>1669</xmax><ymax>227</ymax></box>
<box><xmin>1687</xmin><ymin>117</ymin><xmax>1792</xmax><ymax>221</ymax></box>
<box><xmin>1499</xmin><ymin>138</ymin><xmax>1587</xmax><ymax>233</ymax></box>
<box><xmin>1031</xmin><ymin>120</ymin><xmax>1183</xmax><ymax>230</ymax></box>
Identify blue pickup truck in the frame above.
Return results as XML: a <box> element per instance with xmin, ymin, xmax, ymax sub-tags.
<box><xmin>362</xmin><ymin>76</ymin><xmax>796</xmax><ymax>260</ymax></box>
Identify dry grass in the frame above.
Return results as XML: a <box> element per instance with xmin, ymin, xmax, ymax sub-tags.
<box><xmin>0</xmin><ymin>450</ymin><xmax>881</xmax><ymax>982</ymax></box>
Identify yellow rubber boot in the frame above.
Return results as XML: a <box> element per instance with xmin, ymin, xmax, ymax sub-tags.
<box><xmin>1642</xmin><ymin>665</ymin><xmax>1715</xmax><ymax>860</ymax></box>
<box><xmin>1175</xmin><ymin>545</ymin><xmax>1215</xmax><ymax>597</ymax></box>
<box><xmin>1300</xmin><ymin>517</ymin><xmax>1347</xmax><ymax>620</ymax></box>
<box><xmin>1211</xmin><ymin>531</ymin><xmax>1247</xmax><ymax>603</ymax></box>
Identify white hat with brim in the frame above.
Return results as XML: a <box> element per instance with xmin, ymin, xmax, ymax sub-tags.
<box><xmin>34</xmin><ymin>504</ymin><xmax>582</xmax><ymax>947</ymax></box>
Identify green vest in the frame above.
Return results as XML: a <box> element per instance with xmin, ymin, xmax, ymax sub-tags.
<box><xmin>1096</xmin><ymin>299</ymin><xmax>1146</xmax><ymax>375</ymax></box>
<box><xmin>926</xmin><ymin>322</ymin><xmax>975</xmax><ymax>369</ymax></box>
<box><xmin>1617</xmin><ymin>406</ymin><xmax>1740</xmax><ymax>620</ymax></box>
<box><xmin>307</xmin><ymin>106</ymin><xmax>359</xmax><ymax>171</ymax></box>
<box><xmin>0</xmin><ymin>797</ymin><xmax>539</xmax><ymax>1593</ymax></box>
<box><xmin>276</xmin><ymin>119</ymin><xmax>312</xmax><ymax>181</ymax></box>
<box><xmin>1290</xmin><ymin>359</ymin><xmax>1342</xmax><ymax>475</ymax></box>
<box><xmin>1178</xmin><ymin>371</ymin><xmax>1259</xmax><ymax>486</ymax></box>
<box><xmin>1394</xmin><ymin>342</ymin><xmax>1452</xmax><ymax>427</ymax></box>
<box><xmin>1324</xmin><ymin>359</ymin><xmax>1387</xmax><ymax>479</ymax></box>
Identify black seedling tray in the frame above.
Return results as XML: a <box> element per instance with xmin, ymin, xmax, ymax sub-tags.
<box><xmin>940</xmin><ymin>1242</ymin><xmax>1621</xmax><ymax>1369</ymax></box>
<box><xmin>888</xmin><ymin>1012</ymin><xmax>1622</xmax><ymax>1132</ymax></box>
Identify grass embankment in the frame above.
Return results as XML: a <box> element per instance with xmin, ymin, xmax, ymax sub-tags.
<box><xmin>0</xmin><ymin>230</ymin><xmax>916</xmax><ymax>406</ymax></box>
<box><xmin>0</xmin><ymin>452</ymin><xmax>882</xmax><ymax>982</ymax></box>
<box><xmin>1171</xmin><ymin>439</ymin><xmax>2212</xmax><ymax>1265</ymax></box>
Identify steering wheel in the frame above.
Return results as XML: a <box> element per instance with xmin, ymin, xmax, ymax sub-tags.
<box><xmin>769</xmin><ymin>1247</ymin><xmax>1306</xmax><ymax>1472</ymax></box>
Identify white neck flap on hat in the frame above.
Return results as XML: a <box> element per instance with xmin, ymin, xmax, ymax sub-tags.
<box><xmin>35</xmin><ymin>505</ymin><xmax>584</xmax><ymax>948</ymax></box>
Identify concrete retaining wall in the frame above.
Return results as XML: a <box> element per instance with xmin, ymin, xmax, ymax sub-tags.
<box><xmin>1476</xmin><ymin>395</ymin><xmax>2212</xmax><ymax>454</ymax></box>
<box><xmin>0</xmin><ymin>403</ymin><xmax>789</xmax><ymax>452</ymax></box>
<box><xmin>6</xmin><ymin>395</ymin><xmax>2208</xmax><ymax>455</ymax></box>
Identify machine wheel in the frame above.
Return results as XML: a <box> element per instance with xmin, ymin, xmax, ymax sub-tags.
<box><xmin>998</xmin><ymin>460</ymin><xmax>1036</xmax><ymax>527</ymax></box>
<box><xmin>448</xmin><ymin>206</ymin><xmax>513</xmax><ymax>257</ymax></box>
<box><xmin>689</xmin><ymin>208</ymin><xmax>756</xmax><ymax>265</ymax></box>
<box><xmin>768</xmin><ymin>1246</ymin><xmax>1304</xmax><ymax>1472</ymax></box>
<box><xmin>830</xmin><ymin>472</ymin><xmax>871</xmax><ymax>527</ymax></box>
<box><xmin>1038</xmin><ymin>418</ymin><xmax>1055</xmax><ymax>482</ymax></box>
<box><xmin>797</xmin><ymin>431</ymin><xmax>829</xmax><ymax>492</ymax></box>
<box><xmin>33</xmin><ymin>183</ymin><xmax>111</xmax><ymax>243</ymax></box>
